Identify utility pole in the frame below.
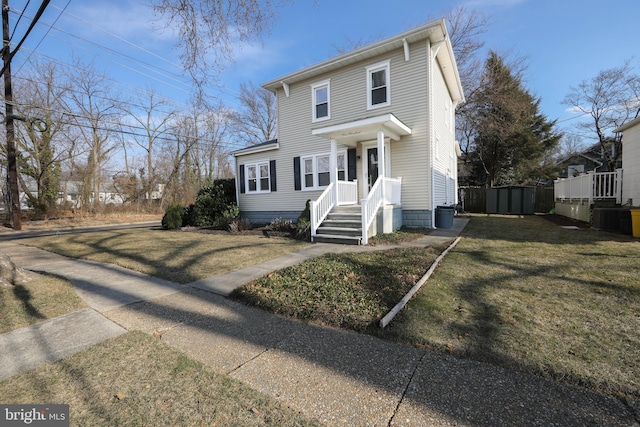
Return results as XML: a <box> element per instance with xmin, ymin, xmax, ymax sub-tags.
<box><xmin>2</xmin><ymin>0</ymin><xmax>21</xmax><ymax>229</ymax></box>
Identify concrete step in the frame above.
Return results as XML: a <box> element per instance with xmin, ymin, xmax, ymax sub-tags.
<box><xmin>322</xmin><ymin>219</ymin><xmax>362</xmax><ymax>228</ymax></box>
<box><xmin>317</xmin><ymin>226</ymin><xmax>362</xmax><ymax>237</ymax></box>
<box><xmin>313</xmin><ymin>233</ymin><xmax>361</xmax><ymax>245</ymax></box>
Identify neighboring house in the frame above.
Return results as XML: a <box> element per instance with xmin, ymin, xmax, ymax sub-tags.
<box><xmin>556</xmin><ymin>142</ymin><xmax>622</xmax><ymax>179</ymax></box>
<box><xmin>615</xmin><ymin>116</ymin><xmax>640</xmax><ymax>206</ymax></box>
<box><xmin>233</xmin><ymin>19</ymin><xmax>464</xmax><ymax>244</ymax></box>
<box><xmin>553</xmin><ymin>120</ymin><xmax>637</xmax><ymax>223</ymax></box>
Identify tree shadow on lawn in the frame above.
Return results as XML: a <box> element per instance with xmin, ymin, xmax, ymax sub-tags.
<box><xmin>30</xmin><ymin>230</ymin><xmax>286</xmax><ymax>284</ymax></box>
<box><xmin>432</xmin><ymin>244</ymin><xmax>639</xmax><ymax>399</ymax></box>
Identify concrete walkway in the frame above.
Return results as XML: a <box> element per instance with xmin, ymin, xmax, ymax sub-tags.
<box><xmin>1</xmin><ymin>218</ymin><xmax>638</xmax><ymax>426</ymax></box>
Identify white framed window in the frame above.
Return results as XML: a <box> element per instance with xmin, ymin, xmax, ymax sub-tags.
<box><xmin>301</xmin><ymin>152</ymin><xmax>346</xmax><ymax>190</ymax></box>
<box><xmin>366</xmin><ymin>60</ymin><xmax>391</xmax><ymax>110</ymax></box>
<box><xmin>245</xmin><ymin>161</ymin><xmax>271</xmax><ymax>193</ymax></box>
<box><xmin>312</xmin><ymin>80</ymin><xmax>330</xmax><ymax>122</ymax></box>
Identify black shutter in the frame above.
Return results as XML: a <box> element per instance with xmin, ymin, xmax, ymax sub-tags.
<box><xmin>270</xmin><ymin>160</ymin><xmax>277</xmax><ymax>192</ymax></box>
<box><xmin>239</xmin><ymin>164</ymin><xmax>245</xmax><ymax>194</ymax></box>
<box><xmin>293</xmin><ymin>157</ymin><xmax>301</xmax><ymax>191</ymax></box>
<box><xmin>347</xmin><ymin>148</ymin><xmax>357</xmax><ymax>181</ymax></box>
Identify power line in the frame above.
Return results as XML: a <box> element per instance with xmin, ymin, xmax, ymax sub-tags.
<box><xmin>14</xmin><ymin>0</ymin><xmax>71</xmax><ymax>75</ymax></box>
<box><xmin>0</xmin><ymin>0</ymin><xmax>50</xmax><ymax>76</ymax></box>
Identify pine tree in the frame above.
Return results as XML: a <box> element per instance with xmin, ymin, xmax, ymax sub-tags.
<box><xmin>468</xmin><ymin>51</ymin><xmax>561</xmax><ymax>187</ymax></box>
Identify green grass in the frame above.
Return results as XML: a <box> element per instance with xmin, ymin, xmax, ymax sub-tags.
<box><xmin>233</xmin><ymin>215</ymin><xmax>640</xmax><ymax>400</ymax></box>
<box><xmin>0</xmin><ymin>273</ymin><xmax>86</xmax><ymax>334</ymax></box>
<box><xmin>0</xmin><ymin>331</ymin><xmax>319</xmax><ymax>426</ymax></box>
<box><xmin>22</xmin><ymin>229</ymin><xmax>309</xmax><ymax>284</ymax></box>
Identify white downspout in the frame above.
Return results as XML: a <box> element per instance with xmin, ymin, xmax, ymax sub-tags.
<box><xmin>427</xmin><ymin>39</ymin><xmax>436</xmax><ymax>228</ymax></box>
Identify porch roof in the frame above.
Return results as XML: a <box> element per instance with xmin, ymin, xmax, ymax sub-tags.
<box><xmin>311</xmin><ymin>113</ymin><xmax>412</xmax><ymax>144</ymax></box>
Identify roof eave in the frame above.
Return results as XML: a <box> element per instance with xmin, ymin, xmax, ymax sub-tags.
<box><xmin>262</xmin><ymin>19</ymin><xmax>451</xmax><ymax>93</ymax></box>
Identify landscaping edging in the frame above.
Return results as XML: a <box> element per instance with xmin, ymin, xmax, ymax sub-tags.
<box><xmin>379</xmin><ymin>236</ymin><xmax>461</xmax><ymax>328</ymax></box>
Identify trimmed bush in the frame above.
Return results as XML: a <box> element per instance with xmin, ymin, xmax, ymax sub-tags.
<box><xmin>162</xmin><ymin>204</ymin><xmax>186</xmax><ymax>230</ymax></box>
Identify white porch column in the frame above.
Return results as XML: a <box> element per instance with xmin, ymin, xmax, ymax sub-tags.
<box><xmin>377</xmin><ymin>129</ymin><xmax>386</xmax><ymax>202</ymax></box>
<box><xmin>330</xmin><ymin>138</ymin><xmax>338</xmax><ymax>202</ymax></box>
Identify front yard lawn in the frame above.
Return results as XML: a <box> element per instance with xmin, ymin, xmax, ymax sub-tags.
<box><xmin>233</xmin><ymin>215</ymin><xmax>640</xmax><ymax>401</ymax></box>
<box><xmin>22</xmin><ymin>229</ymin><xmax>310</xmax><ymax>284</ymax></box>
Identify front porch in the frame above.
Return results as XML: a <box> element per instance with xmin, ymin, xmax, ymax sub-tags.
<box><xmin>309</xmin><ymin>114</ymin><xmax>410</xmax><ymax>245</ymax></box>
<box><xmin>310</xmin><ymin>177</ymin><xmax>403</xmax><ymax>245</ymax></box>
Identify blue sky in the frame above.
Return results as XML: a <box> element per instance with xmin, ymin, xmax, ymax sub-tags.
<box><xmin>9</xmin><ymin>0</ymin><xmax>640</xmax><ymax>143</ymax></box>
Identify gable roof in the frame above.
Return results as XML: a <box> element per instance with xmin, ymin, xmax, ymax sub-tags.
<box><xmin>261</xmin><ymin>19</ymin><xmax>464</xmax><ymax>104</ymax></box>
<box><xmin>615</xmin><ymin>116</ymin><xmax>640</xmax><ymax>133</ymax></box>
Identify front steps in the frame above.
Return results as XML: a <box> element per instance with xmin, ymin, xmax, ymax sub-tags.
<box><xmin>313</xmin><ymin>205</ymin><xmax>362</xmax><ymax>245</ymax></box>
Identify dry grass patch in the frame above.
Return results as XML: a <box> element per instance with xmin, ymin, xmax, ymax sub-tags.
<box><xmin>22</xmin><ymin>229</ymin><xmax>309</xmax><ymax>284</ymax></box>
<box><xmin>0</xmin><ymin>273</ymin><xmax>86</xmax><ymax>334</ymax></box>
<box><xmin>0</xmin><ymin>331</ymin><xmax>318</xmax><ymax>426</ymax></box>
<box><xmin>384</xmin><ymin>215</ymin><xmax>640</xmax><ymax>400</ymax></box>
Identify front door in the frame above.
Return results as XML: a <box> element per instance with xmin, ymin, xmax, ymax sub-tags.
<box><xmin>367</xmin><ymin>147</ymin><xmax>378</xmax><ymax>191</ymax></box>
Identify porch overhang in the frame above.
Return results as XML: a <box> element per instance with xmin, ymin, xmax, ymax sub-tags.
<box><xmin>311</xmin><ymin>113</ymin><xmax>412</xmax><ymax>144</ymax></box>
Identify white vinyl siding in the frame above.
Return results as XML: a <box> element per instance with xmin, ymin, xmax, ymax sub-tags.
<box><xmin>621</xmin><ymin>121</ymin><xmax>640</xmax><ymax>204</ymax></box>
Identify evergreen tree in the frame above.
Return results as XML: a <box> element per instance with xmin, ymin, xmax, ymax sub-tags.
<box><xmin>468</xmin><ymin>51</ymin><xmax>561</xmax><ymax>187</ymax></box>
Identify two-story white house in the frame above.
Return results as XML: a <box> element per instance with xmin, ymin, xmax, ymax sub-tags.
<box><xmin>233</xmin><ymin>19</ymin><xmax>464</xmax><ymax>244</ymax></box>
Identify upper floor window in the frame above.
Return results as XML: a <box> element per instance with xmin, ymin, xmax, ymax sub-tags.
<box><xmin>312</xmin><ymin>80</ymin><xmax>330</xmax><ymax>122</ymax></box>
<box><xmin>367</xmin><ymin>61</ymin><xmax>390</xmax><ymax>110</ymax></box>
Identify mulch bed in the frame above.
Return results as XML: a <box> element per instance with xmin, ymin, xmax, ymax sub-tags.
<box><xmin>538</xmin><ymin>213</ymin><xmax>591</xmax><ymax>229</ymax></box>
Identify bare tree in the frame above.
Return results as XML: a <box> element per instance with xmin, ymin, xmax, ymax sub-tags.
<box><xmin>563</xmin><ymin>60</ymin><xmax>640</xmax><ymax>171</ymax></box>
<box><xmin>125</xmin><ymin>90</ymin><xmax>176</xmax><ymax>209</ymax></box>
<box><xmin>66</xmin><ymin>59</ymin><xmax>123</xmax><ymax>210</ymax></box>
<box><xmin>150</xmin><ymin>0</ymin><xmax>288</xmax><ymax>89</ymax></box>
<box><xmin>231</xmin><ymin>81</ymin><xmax>277</xmax><ymax>146</ymax></box>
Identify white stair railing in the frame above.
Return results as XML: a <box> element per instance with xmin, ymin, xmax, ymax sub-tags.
<box><xmin>361</xmin><ymin>177</ymin><xmax>384</xmax><ymax>245</ymax></box>
<box><xmin>337</xmin><ymin>180</ymin><xmax>358</xmax><ymax>205</ymax></box>
<box><xmin>310</xmin><ymin>182</ymin><xmax>335</xmax><ymax>241</ymax></box>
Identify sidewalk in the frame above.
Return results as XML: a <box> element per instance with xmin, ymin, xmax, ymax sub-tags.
<box><xmin>1</xmin><ymin>218</ymin><xmax>637</xmax><ymax>426</ymax></box>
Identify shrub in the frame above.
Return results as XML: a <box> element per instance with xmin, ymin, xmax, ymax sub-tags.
<box><xmin>268</xmin><ymin>217</ymin><xmax>295</xmax><ymax>233</ymax></box>
<box><xmin>192</xmin><ymin>181</ymin><xmax>239</xmax><ymax>227</ymax></box>
<box><xmin>228</xmin><ymin>217</ymin><xmax>253</xmax><ymax>233</ymax></box>
<box><xmin>295</xmin><ymin>200</ymin><xmax>311</xmax><ymax>241</ymax></box>
<box><xmin>162</xmin><ymin>204</ymin><xmax>186</xmax><ymax>230</ymax></box>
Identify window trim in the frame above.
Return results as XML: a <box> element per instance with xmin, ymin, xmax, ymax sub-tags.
<box><xmin>311</xmin><ymin>80</ymin><xmax>331</xmax><ymax>122</ymax></box>
<box><xmin>301</xmin><ymin>151</ymin><xmax>346</xmax><ymax>191</ymax></box>
<box><xmin>366</xmin><ymin>60</ymin><xmax>391</xmax><ymax>110</ymax></box>
<box><xmin>244</xmin><ymin>160</ymin><xmax>271</xmax><ymax>194</ymax></box>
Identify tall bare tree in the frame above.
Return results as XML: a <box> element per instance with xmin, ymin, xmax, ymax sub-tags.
<box><xmin>563</xmin><ymin>60</ymin><xmax>640</xmax><ymax>171</ymax></box>
<box><xmin>66</xmin><ymin>59</ymin><xmax>123</xmax><ymax>209</ymax></box>
<box><xmin>125</xmin><ymin>90</ymin><xmax>176</xmax><ymax>209</ymax></box>
<box><xmin>231</xmin><ymin>81</ymin><xmax>277</xmax><ymax>146</ymax></box>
